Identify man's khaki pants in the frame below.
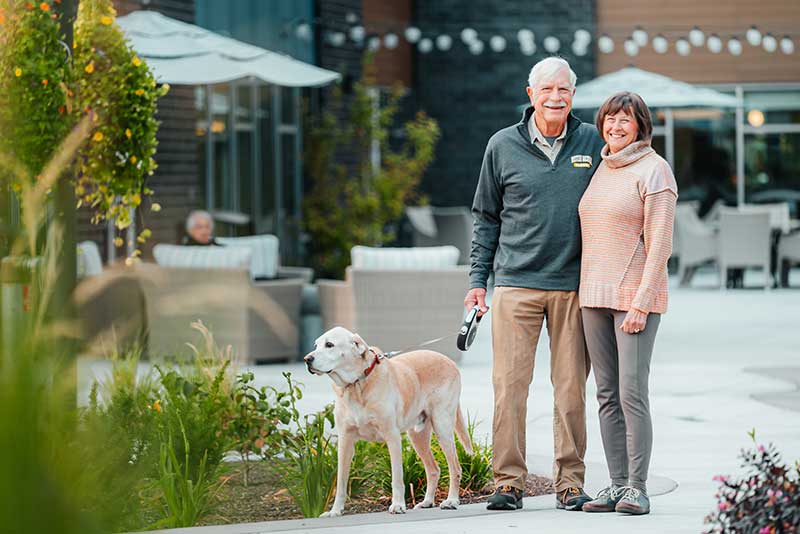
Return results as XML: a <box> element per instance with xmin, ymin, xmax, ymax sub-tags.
<box><xmin>491</xmin><ymin>286</ymin><xmax>590</xmax><ymax>492</ymax></box>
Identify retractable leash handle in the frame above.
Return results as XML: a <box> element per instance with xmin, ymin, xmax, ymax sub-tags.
<box><xmin>457</xmin><ymin>305</ymin><xmax>484</xmax><ymax>352</ymax></box>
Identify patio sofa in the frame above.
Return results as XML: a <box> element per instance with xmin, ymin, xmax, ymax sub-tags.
<box><xmin>316</xmin><ymin>245</ymin><xmax>469</xmax><ymax>363</ymax></box>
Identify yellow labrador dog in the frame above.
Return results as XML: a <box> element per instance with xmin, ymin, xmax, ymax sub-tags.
<box><xmin>304</xmin><ymin>326</ymin><xmax>472</xmax><ymax>516</ymax></box>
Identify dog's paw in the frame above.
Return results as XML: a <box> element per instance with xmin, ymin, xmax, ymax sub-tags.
<box><xmin>414</xmin><ymin>499</ymin><xmax>434</xmax><ymax>509</ymax></box>
<box><xmin>319</xmin><ymin>509</ymin><xmax>343</xmax><ymax>518</ymax></box>
<box><xmin>439</xmin><ymin>498</ymin><xmax>459</xmax><ymax>510</ymax></box>
<box><xmin>388</xmin><ymin>502</ymin><xmax>407</xmax><ymax>514</ymax></box>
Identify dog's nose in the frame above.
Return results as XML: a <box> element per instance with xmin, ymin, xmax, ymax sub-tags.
<box><xmin>304</xmin><ymin>353</ymin><xmax>314</xmax><ymax>363</ymax></box>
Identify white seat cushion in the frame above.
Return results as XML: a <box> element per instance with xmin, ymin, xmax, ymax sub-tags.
<box><xmin>216</xmin><ymin>235</ymin><xmax>279</xmax><ymax>279</ymax></box>
<box><xmin>351</xmin><ymin>246</ymin><xmax>460</xmax><ymax>270</ymax></box>
<box><xmin>153</xmin><ymin>244</ymin><xmax>252</xmax><ymax>271</ymax></box>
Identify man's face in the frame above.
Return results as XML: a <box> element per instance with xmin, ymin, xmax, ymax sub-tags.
<box><xmin>527</xmin><ymin>68</ymin><xmax>574</xmax><ymax>126</ymax></box>
<box><xmin>189</xmin><ymin>217</ymin><xmax>212</xmax><ymax>244</ymax></box>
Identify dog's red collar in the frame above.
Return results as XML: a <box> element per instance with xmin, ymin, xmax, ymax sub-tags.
<box><xmin>347</xmin><ymin>349</ymin><xmax>383</xmax><ymax>388</ymax></box>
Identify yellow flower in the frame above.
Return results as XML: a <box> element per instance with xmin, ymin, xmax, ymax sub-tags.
<box><xmin>100</xmin><ymin>15</ymin><xmax>112</xmax><ymax>25</ymax></box>
<box><xmin>131</xmin><ymin>193</ymin><xmax>141</xmax><ymax>206</ymax></box>
<box><xmin>113</xmin><ymin>237</ymin><xmax>123</xmax><ymax>247</ymax></box>
<box><xmin>132</xmin><ymin>56</ymin><xmax>141</xmax><ymax>67</ymax></box>
<box><xmin>85</xmin><ymin>62</ymin><xmax>94</xmax><ymax>74</ymax></box>
<box><xmin>40</xmin><ymin>3</ymin><xmax>49</xmax><ymax>11</ymax></box>
<box><xmin>135</xmin><ymin>88</ymin><xmax>144</xmax><ymax>96</ymax></box>
<box><xmin>125</xmin><ymin>128</ymin><xmax>132</xmax><ymax>139</ymax></box>
<box><xmin>14</xmin><ymin>68</ymin><xmax>21</xmax><ymax>77</ymax></box>
<box><xmin>152</xmin><ymin>399</ymin><xmax>162</xmax><ymax>412</ymax></box>
<box><xmin>41</xmin><ymin>79</ymin><xmax>48</xmax><ymax>86</ymax></box>
<box><xmin>92</xmin><ymin>131</ymin><xmax>103</xmax><ymax>142</ymax></box>
<box><xmin>151</xmin><ymin>202</ymin><xmax>162</xmax><ymax>212</ymax></box>
<box><xmin>130</xmin><ymin>155</ymin><xmax>137</xmax><ymax>164</ymax></box>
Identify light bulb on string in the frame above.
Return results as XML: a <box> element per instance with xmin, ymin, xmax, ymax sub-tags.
<box><xmin>469</xmin><ymin>40</ymin><xmax>485</xmax><ymax>55</ymax></box>
<box><xmin>689</xmin><ymin>26</ymin><xmax>705</xmax><ymax>47</ymax></box>
<box><xmin>367</xmin><ymin>36</ymin><xmax>381</xmax><ymax>52</ymax></box>
<box><xmin>517</xmin><ymin>29</ymin><xmax>534</xmax><ymax>44</ymax></box>
<box><xmin>461</xmin><ymin>27</ymin><xmax>478</xmax><ymax>44</ymax></box>
<box><xmin>652</xmin><ymin>34</ymin><xmax>668</xmax><ymax>54</ymax></box>
<box><xmin>543</xmin><ymin>36</ymin><xmax>560</xmax><ymax>53</ymax></box>
<box><xmin>727</xmin><ymin>37</ymin><xmax>743</xmax><ymax>56</ymax></box>
<box><xmin>349</xmin><ymin>25</ymin><xmax>365</xmax><ymax>42</ymax></box>
<box><xmin>780</xmin><ymin>36</ymin><xmax>794</xmax><ymax>54</ymax></box>
<box><xmin>436</xmin><ymin>34</ymin><xmax>453</xmax><ymax>51</ymax></box>
<box><xmin>574</xmin><ymin>29</ymin><xmax>591</xmax><ymax>46</ymax></box>
<box><xmin>418</xmin><ymin>38</ymin><xmax>433</xmax><ymax>54</ymax></box>
<box><xmin>632</xmin><ymin>26</ymin><xmax>648</xmax><ymax>47</ymax></box>
<box><xmin>490</xmin><ymin>35</ymin><xmax>507</xmax><ymax>52</ymax></box>
<box><xmin>404</xmin><ymin>26</ymin><xmax>421</xmax><ymax>44</ymax></box>
<box><xmin>746</xmin><ymin>26</ymin><xmax>761</xmax><ymax>46</ymax></box>
<box><xmin>384</xmin><ymin>32</ymin><xmax>399</xmax><ymax>49</ymax></box>
<box><xmin>676</xmin><ymin>37</ymin><xmax>691</xmax><ymax>56</ymax></box>
<box><xmin>762</xmin><ymin>33</ymin><xmax>777</xmax><ymax>53</ymax></box>
<box><xmin>520</xmin><ymin>40</ymin><xmax>536</xmax><ymax>56</ymax></box>
<box><xmin>329</xmin><ymin>31</ymin><xmax>346</xmax><ymax>47</ymax></box>
<box><xmin>598</xmin><ymin>34</ymin><xmax>614</xmax><ymax>54</ymax></box>
<box><xmin>345</xmin><ymin>12</ymin><xmax>358</xmax><ymax>25</ymax></box>
<box><xmin>624</xmin><ymin>38</ymin><xmax>639</xmax><ymax>56</ymax></box>
<box><xmin>295</xmin><ymin>22</ymin><xmax>312</xmax><ymax>41</ymax></box>
<box><xmin>707</xmin><ymin>34</ymin><xmax>723</xmax><ymax>54</ymax></box>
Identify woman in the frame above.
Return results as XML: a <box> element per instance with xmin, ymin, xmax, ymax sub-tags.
<box><xmin>578</xmin><ymin>92</ymin><xmax>677</xmax><ymax>516</ymax></box>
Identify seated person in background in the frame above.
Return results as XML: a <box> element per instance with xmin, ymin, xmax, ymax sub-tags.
<box><xmin>183</xmin><ymin>210</ymin><xmax>223</xmax><ymax>246</ymax></box>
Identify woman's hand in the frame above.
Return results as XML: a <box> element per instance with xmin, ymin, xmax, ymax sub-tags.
<box><xmin>620</xmin><ymin>307</ymin><xmax>648</xmax><ymax>334</ymax></box>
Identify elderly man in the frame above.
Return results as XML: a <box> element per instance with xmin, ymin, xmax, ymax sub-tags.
<box><xmin>465</xmin><ymin>57</ymin><xmax>604</xmax><ymax>511</ymax></box>
<box><xmin>183</xmin><ymin>210</ymin><xmax>222</xmax><ymax>246</ymax></box>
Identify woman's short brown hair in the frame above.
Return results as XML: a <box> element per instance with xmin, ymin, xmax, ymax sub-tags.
<box><xmin>595</xmin><ymin>91</ymin><xmax>653</xmax><ymax>142</ymax></box>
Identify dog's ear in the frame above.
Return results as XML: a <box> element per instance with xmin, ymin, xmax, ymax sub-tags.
<box><xmin>352</xmin><ymin>332</ymin><xmax>367</xmax><ymax>358</ymax></box>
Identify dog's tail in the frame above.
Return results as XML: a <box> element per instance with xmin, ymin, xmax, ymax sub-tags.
<box><xmin>455</xmin><ymin>406</ymin><xmax>473</xmax><ymax>456</ymax></box>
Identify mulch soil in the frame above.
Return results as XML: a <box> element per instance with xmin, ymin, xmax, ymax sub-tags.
<box><xmin>201</xmin><ymin>462</ymin><xmax>554</xmax><ymax>525</ymax></box>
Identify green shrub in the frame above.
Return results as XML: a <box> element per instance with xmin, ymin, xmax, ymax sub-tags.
<box><xmin>277</xmin><ymin>373</ymin><xmax>338</xmax><ymax>517</ymax></box>
<box><xmin>226</xmin><ymin>371</ymin><xmax>299</xmax><ymax>486</ymax></box>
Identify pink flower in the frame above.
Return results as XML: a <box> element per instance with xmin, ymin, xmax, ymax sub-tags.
<box><xmin>718</xmin><ymin>501</ymin><xmax>731</xmax><ymax>511</ymax></box>
<box><xmin>712</xmin><ymin>475</ymin><xmax>728</xmax><ymax>483</ymax></box>
<box><xmin>759</xmin><ymin>527</ymin><xmax>771</xmax><ymax>534</ymax></box>
<box><xmin>767</xmin><ymin>489</ymin><xmax>775</xmax><ymax>497</ymax></box>
<box><xmin>758</xmin><ymin>445</ymin><xmax>766</xmax><ymax>453</ymax></box>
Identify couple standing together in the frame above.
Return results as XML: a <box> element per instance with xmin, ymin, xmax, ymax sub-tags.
<box><xmin>465</xmin><ymin>56</ymin><xmax>677</xmax><ymax>515</ymax></box>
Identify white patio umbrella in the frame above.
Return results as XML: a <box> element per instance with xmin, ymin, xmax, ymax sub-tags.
<box><xmin>117</xmin><ymin>10</ymin><xmax>341</xmax><ymax>87</ymax></box>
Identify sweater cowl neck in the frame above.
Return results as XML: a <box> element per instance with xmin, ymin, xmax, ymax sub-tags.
<box><xmin>601</xmin><ymin>139</ymin><xmax>654</xmax><ymax>169</ymax></box>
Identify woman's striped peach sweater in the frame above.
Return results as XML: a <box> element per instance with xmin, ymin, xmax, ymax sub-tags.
<box><xmin>578</xmin><ymin>140</ymin><xmax>678</xmax><ymax>314</ymax></box>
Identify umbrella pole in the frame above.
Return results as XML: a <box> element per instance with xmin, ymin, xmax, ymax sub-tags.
<box><xmin>664</xmin><ymin>108</ymin><xmax>675</xmax><ymax>171</ymax></box>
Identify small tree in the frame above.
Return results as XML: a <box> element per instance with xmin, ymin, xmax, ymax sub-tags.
<box><xmin>303</xmin><ymin>56</ymin><xmax>440</xmax><ymax>279</ymax></box>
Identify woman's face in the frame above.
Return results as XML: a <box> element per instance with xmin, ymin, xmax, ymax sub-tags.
<box><xmin>603</xmin><ymin>109</ymin><xmax>639</xmax><ymax>153</ymax></box>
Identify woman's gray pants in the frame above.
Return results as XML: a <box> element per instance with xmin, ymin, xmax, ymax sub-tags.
<box><xmin>581</xmin><ymin>307</ymin><xmax>661</xmax><ymax>493</ymax></box>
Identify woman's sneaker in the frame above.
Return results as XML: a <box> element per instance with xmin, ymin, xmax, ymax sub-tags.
<box><xmin>486</xmin><ymin>485</ymin><xmax>523</xmax><ymax>510</ymax></box>
<box><xmin>615</xmin><ymin>486</ymin><xmax>650</xmax><ymax>515</ymax></box>
<box><xmin>583</xmin><ymin>485</ymin><xmax>624</xmax><ymax>512</ymax></box>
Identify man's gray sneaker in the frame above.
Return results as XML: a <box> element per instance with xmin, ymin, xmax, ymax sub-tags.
<box><xmin>486</xmin><ymin>485</ymin><xmax>523</xmax><ymax>510</ymax></box>
<box><xmin>583</xmin><ymin>485</ymin><xmax>624</xmax><ymax>513</ymax></box>
<box><xmin>615</xmin><ymin>486</ymin><xmax>650</xmax><ymax>515</ymax></box>
<box><xmin>555</xmin><ymin>487</ymin><xmax>591</xmax><ymax>511</ymax></box>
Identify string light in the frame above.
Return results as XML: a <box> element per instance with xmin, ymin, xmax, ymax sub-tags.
<box><xmin>404</xmin><ymin>26</ymin><xmax>421</xmax><ymax>43</ymax></box>
<box><xmin>624</xmin><ymin>38</ymin><xmax>639</xmax><ymax>56</ymax></box>
<box><xmin>543</xmin><ymin>36</ymin><xmax>560</xmax><ymax>53</ymax></box>
<box><xmin>632</xmin><ymin>26</ymin><xmax>648</xmax><ymax>47</ymax></box>
<box><xmin>520</xmin><ymin>40</ymin><xmax>536</xmax><ymax>56</ymax></box>
<box><xmin>676</xmin><ymin>37</ymin><xmax>691</xmax><ymax>56</ymax></box>
<box><xmin>762</xmin><ymin>33</ymin><xmax>778</xmax><ymax>53</ymax></box>
<box><xmin>384</xmin><ymin>32</ymin><xmax>399</xmax><ymax>49</ymax></box>
<box><xmin>598</xmin><ymin>34</ymin><xmax>614</xmax><ymax>54</ymax></box>
<box><xmin>349</xmin><ymin>25</ymin><xmax>365</xmax><ymax>43</ymax></box>
<box><xmin>652</xmin><ymin>34</ymin><xmax>669</xmax><ymax>54</ymax></box>
<box><xmin>489</xmin><ymin>35</ymin><xmax>507</xmax><ymax>52</ymax></box>
<box><xmin>469</xmin><ymin>40</ymin><xmax>485</xmax><ymax>55</ymax></box>
<box><xmin>707</xmin><ymin>34</ymin><xmax>723</xmax><ymax>54</ymax></box>
<box><xmin>418</xmin><ymin>38</ymin><xmax>433</xmax><ymax>54</ymax></box>
<box><xmin>461</xmin><ymin>28</ymin><xmax>478</xmax><ymax>45</ymax></box>
<box><xmin>689</xmin><ymin>27</ymin><xmax>705</xmax><ymax>47</ymax></box>
<box><xmin>436</xmin><ymin>34</ymin><xmax>453</xmax><ymax>51</ymax></box>
<box><xmin>746</xmin><ymin>26</ymin><xmax>762</xmax><ymax>46</ymax></box>
<box><xmin>780</xmin><ymin>36</ymin><xmax>795</xmax><ymax>55</ymax></box>
<box><xmin>727</xmin><ymin>37</ymin><xmax>743</xmax><ymax>56</ymax></box>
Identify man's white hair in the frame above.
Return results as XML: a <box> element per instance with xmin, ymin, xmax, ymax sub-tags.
<box><xmin>528</xmin><ymin>57</ymin><xmax>577</xmax><ymax>91</ymax></box>
<box><xmin>186</xmin><ymin>209</ymin><xmax>214</xmax><ymax>233</ymax></box>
